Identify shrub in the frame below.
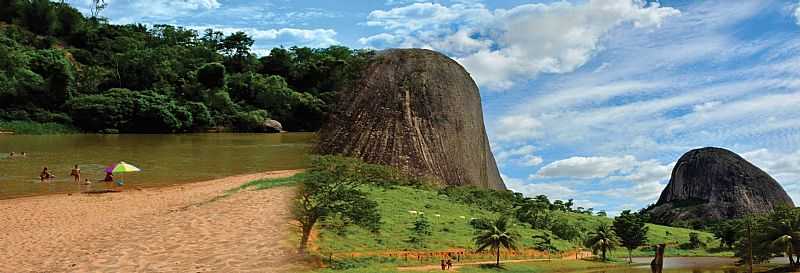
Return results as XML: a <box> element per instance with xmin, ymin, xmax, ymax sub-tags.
<box><xmin>550</xmin><ymin>219</ymin><xmax>583</xmax><ymax>242</ymax></box>
<box><xmin>438</xmin><ymin>186</ymin><xmax>520</xmax><ymax>213</ymax></box>
<box><xmin>185</xmin><ymin>101</ymin><xmax>212</xmax><ymax>129</ymax></box>
<box><xmin>232</xmin><ymin>109</ymin><xmax>269</xmax><ymax>132</ymax></box>
<box><xmin>407</xmin><ymin>215</ymin><xmax>432</xmax><ymax>248</ymax></box>
<box><xmin>208</xmin><ymin>90</ymin><xmax>237</xmax><ymax>115</ymax></box>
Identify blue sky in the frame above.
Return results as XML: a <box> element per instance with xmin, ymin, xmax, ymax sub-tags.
<box><xmin>66</xmin><ymin>0</ymin><xmax>800</xmax><ymax>216</ymax></box>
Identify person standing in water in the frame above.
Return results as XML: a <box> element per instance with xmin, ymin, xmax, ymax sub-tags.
<box><xmin>70</xmin><ymin>165</ymin><xmax>81</xmax><ymax>183</ymax></box>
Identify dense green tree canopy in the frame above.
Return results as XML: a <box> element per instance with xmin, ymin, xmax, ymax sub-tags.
<box><xmin>0</xmin><ymin>1</ymin><xmax>370</xmax><ymax>133</ymax></box>
<box><xmin>612</xmin><ymin>210</ymin><xmax>649</xmax><ymax>263</ymax></box>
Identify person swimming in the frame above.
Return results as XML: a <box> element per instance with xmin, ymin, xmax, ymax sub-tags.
<box><xmin>70</xmin><ymin>165</ymin><xmax>81</xmax><ymax>183</ymax></box>
<box><xmin>40</xmin><ymin>167</ymin><xmax>55</xmax><ymax>182</ymax></box>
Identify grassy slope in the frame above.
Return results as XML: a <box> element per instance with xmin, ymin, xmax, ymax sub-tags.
<box><xmin>316</xmin><ymin>185</ymin><xmax>731</xmax><ymax>258</ymax></box>
<box><xmin>231</xmin><ymin>174</ymin><xmax>732</xmax><ymax>273</ymax></box>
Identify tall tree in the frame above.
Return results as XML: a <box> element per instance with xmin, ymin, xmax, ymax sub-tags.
<box><xmin>0</xmin><ymin>0</ymin><xmax>20</xmax><ymax>22</ymax></box>
<box><xmin>220</xmin><ymin>31</ymin><xmax>253</xmax><ymax>57</ymax></box>
<box><xmin>21</xmin><ymin>0</ymin><xmax>56</xmax><ymax>36</ymax></box>
<box><xmin>294</xmin><ymin>156</ymin><xmax>381</xmax><ymax>253</ymax></box>
<box><xmin>711</xmin><ymin>220</ymin><xmax>741</xmax><ymax>249</ymax></box>
<box><xmin>586</xmin><ymin>224</ymin><xmax>619</xmax><ymax>262</ymax></box>
<box><xmin>613</xmin><ymin>210</ymin><xmax>649</xmax><ymax>263</ymax></box>
<box><xmin>473</xmin><ymin>216</ymin><xmax>520</xmax><ymax>267</ymax></box>
<box><xmin>90</xmin><ymin>0</ymin><xmax>106</xmax><ymax>18</ymax></box>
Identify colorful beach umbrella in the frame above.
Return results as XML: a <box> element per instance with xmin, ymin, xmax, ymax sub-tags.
<box><xmin>109</xmin><ymin>161</ymin><xmax>140</xmax><ymax>186</ymax></box>
<box><xmin>111</xmin><ymin>161</ymin><xmax>141</xmax><ymax>173</ymax></box>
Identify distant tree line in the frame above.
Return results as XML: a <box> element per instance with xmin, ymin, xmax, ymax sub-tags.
<box><xmin>0</xmin><ymin>0</ymin><xmax>371</xmax><ymax>133</ymax></box>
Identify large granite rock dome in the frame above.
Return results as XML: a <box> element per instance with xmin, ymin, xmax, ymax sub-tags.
<box><xmin>316</xmin><ymin>49</ymin><xmax>505</xmax><ymax>189</ymax></box>
<box><xmin>649</xmin><ymin>147</ymin><xmax>794</xmax><ymax>224</ymax></box>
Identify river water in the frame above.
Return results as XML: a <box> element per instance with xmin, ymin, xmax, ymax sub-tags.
<box><xmin>585</xmin><ymin>257</ymin><xmax>779</xmax><ymax>273</ymax></box>
<box><xmin>0</xmin><ymin>133</ymin><xmax>315</xmax><ymax>199</ymax></box>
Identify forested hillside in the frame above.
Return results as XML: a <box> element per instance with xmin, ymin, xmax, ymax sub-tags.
<box><xmin>0</xmin><ymin>0</ymin><xmax>371</xmax><ymax>133</ymax></box>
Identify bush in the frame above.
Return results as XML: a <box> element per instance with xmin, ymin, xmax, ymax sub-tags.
<box><xmin>550</xmin><ymin>219</ymin><xmax>583</xmax><ymax>241</ymax></box>
<box><xmin>407</xmin><ymin>215</ymin><xmax>432</xmax><ymax>248</ymax></box>
<box><xmin>232</xmin><ymin>109</ymin><xmax>269</xmax><ymax>132</ymax></box>
<box><xmin>208</xmin><ymin>90</ymin><xmax>237</xmax><ymax>115</ymax></box>
<box><xmin>438</xmin><ymin>186</ymin><xmax>520</xmax><ymax>213</ymax></box>
<box><xmin>185</xmin><ymin>101</ymin><xmax>212</xmax><ymax>129</ymax></box>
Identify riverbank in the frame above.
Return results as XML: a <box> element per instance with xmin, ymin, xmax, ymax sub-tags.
<box><xmin>0</xmin><ymin>120</ymin><xmax>78</xmax><ymax>135</ymax></box>
<box><xmin>0</xmin><ymin>170</ymin><xmax>307</xmax><ymax>273</ymax></box>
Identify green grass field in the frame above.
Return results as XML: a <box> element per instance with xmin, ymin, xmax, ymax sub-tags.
<box><xmin>309</xmin><ymin>184</ymin><xmax>732</xmax><ymax>272</ymax></box>
<box><xmin>234</xmin><ymin>173</ymin><xmax>733</xmax><ymax>273</ymax></box>
<box><xmin>315</xmin><ymin>185</ymin><xmax>726</xmax><ymax>254</ymax></box>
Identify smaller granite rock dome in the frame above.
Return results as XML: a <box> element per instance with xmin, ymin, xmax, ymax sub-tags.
<box><xmin>648</xmin><ymin>147</ymin><xmax>794</xmax><ymax>224</ymax></box>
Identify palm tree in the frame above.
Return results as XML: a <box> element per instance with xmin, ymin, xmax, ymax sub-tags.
<box><xmin>473</xmin><ymin>216</ymin><xmax>520</xmax><ymax>267</ymax></box>
<box><xmin>764</xmin><ymin>209</ymin><xmax>800</xmax><ymax>269</ymax></box>
<box><xmin>585</xmin><ymin>224</ymin><xmax>619</xmax><ymax>261</ymax></box>
<box><xmin>771</xmin><ymin>234</ymin><xmax>796</xmax><ymax>267</ymax></box>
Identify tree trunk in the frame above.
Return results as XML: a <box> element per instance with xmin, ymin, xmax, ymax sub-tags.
<box><xmin>496</xmin><ymin>248</ymin><xmax>500</xmax><ymax>267</ymax></box>
<box><xmin>300</xmin><ymin>219</ymin><xmax>316</xmax><ymax>254</ymax></box>
<box><xmin>602</xmin><ymin>249</ymin><xmax>607</xmax><ymax>261</ymax></box>
<box><xmin>299</xmin><ymin>224</ymin><xmax>312</xmax><ymax>254</ymax></box>
<box><xmin>629</xmin><ymin>249</ymin><xmax>633</xmax><ymax>264</ymax></box>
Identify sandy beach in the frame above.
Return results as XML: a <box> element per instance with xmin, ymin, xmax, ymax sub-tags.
<box><xmin>0</xmin><ymin>170</ymin><xmax>307</xmax><ymax>273</ymax></box>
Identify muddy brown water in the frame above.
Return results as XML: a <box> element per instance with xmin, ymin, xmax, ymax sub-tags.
<box><xmin>585</xmin><ymin>257</ymin><xmax>782</xmax><ymax>273</ymax></box>
<box><xmin>0</xmin><ymin>133</ymin><xmax>314</xmax><ymax>199</ymax></box>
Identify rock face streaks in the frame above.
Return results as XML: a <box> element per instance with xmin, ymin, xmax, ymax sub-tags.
<box><xmin>317</xmin><ymin>49</ymin><xmax>505</xmax><ymax>189</ymax></box>
<box><xmin>649</xmin><ymin>147</ymin><xmax>794</xmax><ymax>224</ymax></box>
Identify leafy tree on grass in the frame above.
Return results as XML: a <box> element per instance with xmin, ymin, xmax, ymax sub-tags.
<box><xmin>688</xmin><ymin>232</ymin><xmax>703</xmax><ymax>249</ymax></box>
<box><xmin>710</xmin><ymin>220</ymin><xmax>741</xmax><ymax>249</ymax></box>
<box><xmin>407</xmin><ymin>215</ymin><xmax>432</xmax><ymax>248</ymax></box>
<box><xmin>532</xmin><ymin>232</ymin><xmax>558</xmax><ymax>259</ymax></box>
<box><xmin>612</xmin><ymin>210</ymin><xmax>648</xmax><ymax>263</ymax></box>
<box><xmin>586</xmin><ymin>224</ymin><xmax>619</xmax><ymax>262</ymax></box>
<box><xmin>294</xmin><ymin>156</ymin><xmax>381</xmax><ymax>253</ymax></box>
<box><xmin>473</xmin><ymin>216</ymin><xmax>520</xmax><ymax>267</ymax></box>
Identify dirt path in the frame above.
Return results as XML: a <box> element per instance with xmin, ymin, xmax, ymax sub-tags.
<box><xmin>0</xmin><ymin>170</ymin><xmax>307</xmax><ymax>273</ymax></box>
<box><xmin>397</xmin><ymin>258</ymin><xmax>552</xmax><ymax>272</ymax></box>
<box><xmin>396</xmin><ymin>251</ymin><xmax>594</xmax><ymax>272</ymax></box>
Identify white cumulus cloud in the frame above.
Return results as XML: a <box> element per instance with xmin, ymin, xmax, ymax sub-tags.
<box><xmin>795</xmin><ymin>2</ymin><xmax>800</xmax><ymax>25</ymax></box>
<box><xmin>503</xmin><ymin>174</ymin><xmax>577</xmax><ymax>200</ymax></box>
<box><xmin>494</xmin><ymin>145</ymin><xmax>543</xmax><ymax>167</ymax></box>
<box><xmin>361</xmin><ymin>0</ymin><xmax>680</xmax><ymax>90</ymax></box>
<box><xmin>535</xmin><ymin>155</ymin><xmax>639</xmax><ymax>179</ymax></box>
